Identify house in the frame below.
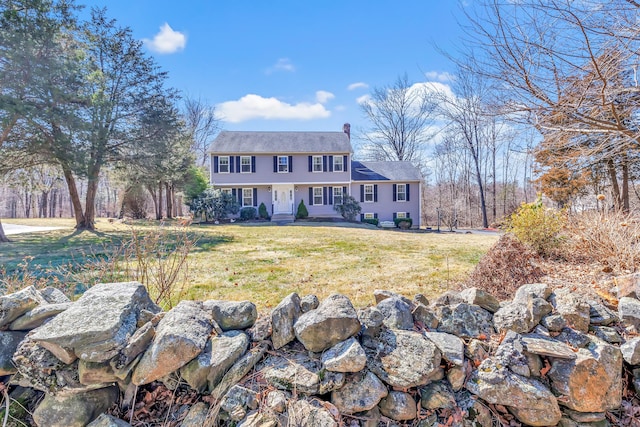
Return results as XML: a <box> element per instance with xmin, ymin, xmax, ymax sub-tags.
<box><xmin>208</xmin><ymin>124</ymin><xmax>423</xmax><ymax>227</ymax></box>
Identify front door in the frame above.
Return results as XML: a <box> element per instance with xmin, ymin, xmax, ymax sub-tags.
<box><xmin>272</xmin><ymin>184</ymin><xmax>294</xmax><ymax>214</ymax></box>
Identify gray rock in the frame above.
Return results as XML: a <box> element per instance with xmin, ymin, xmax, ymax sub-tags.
<box><xmin>114</xmin><ymin>321</ymin><xmax>156</xmax><ymax>370</ymax></box>
<box><xmin>459</xmin><ymin>287</ymin><xmax>500</xmax><ymax>313</ymax></box>
<box><xmin>210</xmin><ymin>343</ymin><xmax>267</xmax><ymax>401</ymax></box>
<box><xmin>181</xmin><ymin>330</ymin><xmax>249</xmax><ymax>392</ymax></box>
<box><xmin>132</xmin><ymin>300</ymin><xmax>213</xmax><ymax>385</ymax></box>
<box><xmin>618</xmin><ymin>297</ymin><xmax>640</xmax><ymax>330</ymax></box>
<box><xmin>522</xmin><ymin>333</ymin><xmax>578</xmax><ymax>359</ymax></box>
<box><xmin>203</xmin><ymin>299</ymin><xmax>257</xmax><ymax>331</ymax></box>
<box><xmin>0</xmin><ymin>331</ymin><xmax>26</xmax><ymax>375</ymax></box>
<box><xmin>261</xmin><ymin>353</ymin><xmax>320</xmax><ymax>395</ymax></box>
<box><xmin>425</xmin><ymin>331</ymin><xmax>464</xmax><ymax>366</ymax></box>
<box><xmin>9</xmin><ymin>302</ymin><xmax>72</xmax><ymax>330</ymax></box>
<box><xmin>435</xmin><ymin>303</ymin><xmax>494</xmax><ymax>338</ymax></box>
<box><xmin>179</xmin><ymin>402</ymin><xmax>209</xmax><ymax>427</ymax></box>
<box><xmin>318</xmin><ymin>370</ymin><xmax>345</xmax><ymax>394</ymax></box>
<box><xmin>374</xmin><ymin>289</ymin><xmax>412</xmax><ymax>305</ymax></box>
<box><xmin>331</xmin><ymin>371</ymin><xmax>388</xmax><ymax>414</ymax></box>
<box><xmin>466</xmin><ymin>358</ymin><xmax>562</xmax><ymax>426</ymax></box>
<box><xmin>39</xmin><ymin>287</ymin><xmax>71</xmax><ymax>304</ymax></box>
<box><xmin>431</xmin><ymin>291</ymin><xmax>465</xmax><ymax>307</ymax></box>
<box><xmin>588</xmin><ymin>299</ymin><xmax>619</xmax><ymax>326</ymax></box>
<box><xmin>556</xmin><ymin>327</ymin><xmax>591</xmax><ymax>349</ymax></box>
<box><xmin>32</xmin><ymin>385</ymin><xmax>119</xmax><ymax>427</ymax></box>
<box><xmin>364</xmin><ymin>328</ymin><xmax>441</xmax><ymax>389</ymax></box>
<box><xmin>86</xmin><ymin>414</ymin><xmax>132</xmax><ymax>427</ymax></box>
<box><xmin>358</xmin><ymin>306</ymin><xmax>384</xmax><ymax>337</ymax></box>
<box><xmin>379</xmin><ymin>391</ymin><xmax>417</xmax><ymax>421</ymax></box>
<box><xmin>412</xmin><ymin>302</ymin><xmax>439</xmax><ymax>329</ymax></box>
<box><xmin>29</xmin><ymin>282</ymin><xmax>158</xmax><ymax>363</ymax></box>
<box><xmin>376</xmin><ymin>297</ymin><xmax>414</xmax><ymax>330</ymax></box>
<box><xmin>514</xmin><ymin>283</ymin><xmax>552</xmax><ymax>301</ymax></box>
<box><xmin>493</xmin><ymin>297</ymin><xmax>552</xmax><ymax>333</ymax></box>
<box><xmin>78</xmin><ymin>359</ymin><xmax>118</xmax><ymax>385</ymax></box>
<box><xmin>286</xmin><ymin>399</ymin><xmax>337</xmax><ymax>427</ymax></box>
<box><xmin>549</xmin><ymin>288</ymin><xmax>591</xmax><ymax>333</ymax></box>
<box><xmin>447</xmin><ymin>363</ymin><xmax>466</xmax><ymax>391</ymax></box>
<box><xmin>495</xmin><ymin>331</ymin><xmax>530</xmax><ymax>377</ymax></box>
<box><xmin>265</xmin><ymin>390</ymin><xmax>288</xmax><ymax>413</ymax></box>
<box><xmin>541</xmin><ymin>314</ymin><xmax>567</xmax><ymax>331</ymax></box>
<box><xmin>616</xmin><ymin>272</ymin><xmax>640</xmax><ymax>299</ymax></box>
<box><xmin>220</xmin><ymin>385</ymin><xmax>258</xmax><ymax>421</ymax></box>
<box><xmin>414</xmin><ymin>294</ymin><xmax>429</xmax><ymax>306</ymax></box>
<box><xmin>564</xmin><ymin>409</ymin><xmax>606</xmax><ymax>423</ymax></box>
<box><xmin>271</xmin><ymin>293</ymin><xmax>301</xmax><ymax>349</ymax></box>
<box><xmin>420</xmin><ymin>381</ymin><xmax>456</xmax><ymax>410</ymax></box>
<box><xmin>548</xmin><ymin>340</ymin><xmax>622</xmax><ymax>412</ymax></box>
<box><xmin>621</xmin><ymin>337</ymin><xmax>640</xmax><ymax>365</ymax></box>
<box><xmin>294</xmin><ymin>294</ymin><xmax>361</xmax><ymax>352</ymax></box>
<box><xmin>0</xmin><ymin>286</ymin><xmax>47</xmax><ymax>328</ymax></box>
<box><xmin>465</xmin><ymin>339</ymin><xmax>490</xmax><ymax>365</ymax></box>
<box><xmin>590</xmin><ymin>325</ymin><xmax>622</xmax><ymax>343</ymax></box>
<box><xmin>238</xmin><ymin>411</ymin><xmax>279</xmax><ymax>427</ymax></box>
<box><xmin>321</xmin><ymin>337</ymin><xmax>367</xmax><ymax>372</ymax></box>
<box><xmin>247</xmin><ymin>315</ymin><xmax>271</xmax><ymax>341</ymax></box>
<box><xmin>300</xmin><ymin>294</ymin><xmax>319</xmax><ymax>312</ymax></box>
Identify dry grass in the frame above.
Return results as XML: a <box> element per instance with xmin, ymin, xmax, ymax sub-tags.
<box><xmin>0</xmin><ymin>218</ymin><xmax>498</xmax><ymax>308</ymax></box>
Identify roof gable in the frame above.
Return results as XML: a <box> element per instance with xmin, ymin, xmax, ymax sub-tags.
<box><xmin>210</xmin><ymin>131</ymin><xmax>352</xmax><ymax>154</ymax></box>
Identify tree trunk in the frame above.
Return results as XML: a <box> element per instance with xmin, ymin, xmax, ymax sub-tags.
<box><xmin>81</xmin><ymin>171</ymin><xmax>100</xmax><ymax>230</ymax></box>
<box><xmin>622</xmin><ymin>155</ymin><xmax>630</xmax><ymax>213</ymax></box>
<box><xmin>157</xmin><ymin>181</ymin><xmax>163</xmax><ymax>220</ymax></box>
<box><xmin>165</xmin><ymin>182</ymin><xmax>173</xmax><ymax>219</ymax></box>
<box><xmin>606</xmin><ymin>158</ymin><xmax>622</xmax><ymax>211</ymax></box>
<box><xmin>62</xmin><ymin>164</ymin><xmax>86</xmax><ymax>227</ymax></box>
<box><xmin>0</xmin><ymin>217</ymin><xmax>10</xmax><ymax>243</ymax></box>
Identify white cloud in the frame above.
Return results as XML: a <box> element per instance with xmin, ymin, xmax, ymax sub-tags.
<box><xmin>216</xmin><ymin>94</ymin><xmax>331</xmax><ymax>123</ymax></box>
<box><xmin>315</xmin><ymin>90</ymin><xmax>335</xmax><ymax>104</ymax></box>
<box><xmin>356</xmin><ymin>94</ymin><xmax>371</xmax><ymax>105</ymax></box>
<box><xmin>347</xmin><ymin>82</ymin><xmax>369</xmax><ymax>91</ymax></box>
<box><xmin>424</xmin><ymin>71</ymin><xmax>455</xmax><ymax>83</ymax></box>
<box><xmin>266</xmin><ymin>58</ymin><xmax>296</xmax><ymax>74</ymax></box>
<box><xmin>143</xmin><ymin>23</ymin><xmax>186</xmax><ymax>54</ymax></box>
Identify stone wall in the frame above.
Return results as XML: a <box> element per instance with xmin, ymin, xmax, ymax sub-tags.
<box><xmin>1</xmin><ymin>278</ymin><xmax>639</xmax><ymax>426</ymax></box>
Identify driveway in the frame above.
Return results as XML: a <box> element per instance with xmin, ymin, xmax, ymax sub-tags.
<box><xmin>3</xmin><ymin>223</ymin><xmax>68</xmax><ymax>235</ymax></box>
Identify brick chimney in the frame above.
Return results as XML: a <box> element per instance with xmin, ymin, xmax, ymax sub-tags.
<box><xmin>343</xmin><ymin>123</ymin><xmax>351</xmax><ymax>140</ymax></box>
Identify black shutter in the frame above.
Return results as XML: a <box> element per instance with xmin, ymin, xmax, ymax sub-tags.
<box><xmin>237</xmin><ymin>188</ymin><xmax>242</xmax><ymax>205</ymax></box>
<box><xmin>323</xmin><ymin>156</ymin><xmax>327</xmax><ymax>172</ymax></box>
<box><xmin>342</xmin><ymin>186</ymin><xmax>347</xmax><ymax>195</ymax></box>
<box><xmin>360</xmin><ymin>185</ymin><xmax>364</xmax><ymax>202</ymax></box>
<box><xmin>232</xmin><ymin>188</ymin><xmax>236</xmax><ymax>198</ymax></box>
<box><xmin>344</xmin><ymin>156</ymin><xmax>348</xmax><ymax>172</ymax></box>
<box><xmin>374</xmin><ymin>185</ymin><xmax>378</xmax><ymax>202</ymax></box>
<box><xmin>406</xmin><ymin>183</ymin><xmax>410</xmax><ymax>201</ymax></box>
<box><xmin>329</xmin><ymin>156</ymin><xmax>334</xmax><ymax>172</ymax></box>
<box><xmin>308</xmin><ymin>156</ymin><xmax>313</xmax><ymax>172</ymax></box>
<box><xmin>393</xmin><ymin>212</ymin><xmax>397</xmax><ymax>219</ymax></box>
<box><xmin>253</xmin><ymin>188</ymin><xmax>257</xmax><ymax>207</ymax></box>
<box><xmin>393</xmin><ymin>184</ymin><xmax>397</xmax><ymax>202</ymax></box>
<box><xmin>288</xmin><ymin>155</ymin><xmax>293</xmax><ymax>173</ymax></box>
<box><xmin>273</xmin><ymin>156</ymin><xmax>277</xmax><ymax>173</ymax></box>
<box><xmin>309</xmin><ymin>187</ymin><xmax>313</xmax><ymax>206</ymax></box>
<box><xmin>407</xmin><ymin>212</ymin><xmax>411</xmax><ymax>218</ymax></box>
<box><xmin>374</xmin><ymin>213</ymin><xmax>378</xmax><ymax>219</ymax></box>
<box><xmin>360</xmin><ymin>213</ymin><xmax>364</xmax><ymax>221</ymax></box>
<box><xmin>213</xmin><ymin>156</ymin><xmax>219</xmax><ymax>173</ymax></box>
<box><xmin>323</xmin><ymin>187</ymin><xmax>328</xmax><ymax>205</ymax></box>
<box><xmin>251</xmin><ymin>156</ymin><xmax>256</xmax><ymax>173</ymax></box>
<box><xmin>236</xmin><ymin>156</ymin><xmax>241</xmax><ymax>173</ymax></box>
<box><xmin>230</xmin><ymin>157</ymin><xmax>235</xmax><ymax>173</ymax></box>
<box><xmin>328</xmin><ymin>187</ymin><xmax>333</xmax><ymax>205</ymax></box>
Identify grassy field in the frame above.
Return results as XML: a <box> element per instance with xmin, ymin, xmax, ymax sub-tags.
<box><xmin>0</xmin><ymin>218</ymin><xmax>498</xmax><ymax>309</ymax></box>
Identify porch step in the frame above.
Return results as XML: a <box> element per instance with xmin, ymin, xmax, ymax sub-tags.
<box><xmin>271</xmin><ymin>214</ymin><xmax>295</xmax><ymax>224</ymax></box>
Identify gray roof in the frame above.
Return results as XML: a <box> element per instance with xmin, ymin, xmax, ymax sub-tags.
<box><xmin>210</xmin><ymin>131</ymin><xmax>352</xmax><ymax>154</ymax></box>
<box><xmin>351</xmin><ymin>161</ymin><xmax>423</xmax><ymax>182</ymax></box>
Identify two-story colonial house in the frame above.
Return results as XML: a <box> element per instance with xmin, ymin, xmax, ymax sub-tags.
<box><xmin>209</xmin><ymin>125</ymin><xmax>423</xmax><ymax>227</ymax></box>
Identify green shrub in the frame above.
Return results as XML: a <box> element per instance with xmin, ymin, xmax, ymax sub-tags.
<box><xmin>188</xmin><ymin>188</ymin><xmax>239</xmax><ymax>222</ymax></box>
<box><xmin>240</xmin><ymin>207</ymin><xmax>257</xmax><ymax>220</ymax></box>
<box><xmin>362</xmin><ymin>218</ymin><xmax>379</xmax><ymax>226</ymax></box>
<box><xmin>507</xmin><ymin>196</ymin><xmax>565</xmax><ymax>256</ymax></box>
<box><xmin>258</xmin><ymin>202</ymin><xmax>270</xmax><ymax>220</ymax></box>
<box><xmin>394</xmin><ymin>218</ymin><xmax>413</xmax><ymax>228</ymax></box>
<box><xmin>296</xmin><ymin>200</ymin><xmax>309</xmax><ymax>219</ymax></box>
<box><xmin>334</xmin><ymin>194</ymin><xmax>361</xmax><ymax>221</ymax></box>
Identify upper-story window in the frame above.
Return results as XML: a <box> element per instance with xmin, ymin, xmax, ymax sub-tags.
<box><xmin>218</xmin><ymin>156</ymin><xmax>230</xmax><ymax>173</ymax></box>
<box><xmin>333</xmin><ymin>156</ymin><xmax>344</xmax><ymax>172</ymax></box>
<box><xmin>240</xmin><ymin>156</ymin><xmax>252</xmax><ymax>173</ymax></box>
<box><xmin>278</xmin><ymin>156</ymin><xmax>289</xmax><ymax>173</ymax></box>
<box><xmin>364</xmin><ymin>184</ymin><xmax>374</xmax><ymax>202</ymax></box>
<box><xmin>396</xmin><ymin>184</ymin><xmax>406</xmax><ymax>202</ymax></box>
<box><xmin>313</xmin><ymin>156</ymin><xmax>323</xmax><ymax>172</ymax></box>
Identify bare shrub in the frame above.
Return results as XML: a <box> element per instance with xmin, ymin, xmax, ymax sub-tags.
<box><xmin>0</xmin><ymin>256</ymin><xmax>75</xmax><ymax>296</ymax></box>
<box><xmin>464</xmin><ymin>234</ymin><xmax>544</xmax><ymax>300</ymax></box>
<box><xmin>565</xmin><ymin>210</ymin><xmax>640</xmax><ymax>273</ymax></box>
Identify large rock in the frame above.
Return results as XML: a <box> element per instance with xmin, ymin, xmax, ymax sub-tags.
<box><xmin>286</xmin><ymin>400</ymin><xmax>337</xmax><ymax>427</ymax></box>
<box><xmin>321</xmin><ymin>337</ymin><xmax>367</xmax><ymax>372</ymax></box>
<box><xmin>459</xmin><ymin>288</ymin><xmax>500</xmax><ymax>313</ymax></box>
<box><xmin>420</xmin><ymin>381</ymin><xmax>456</xmax><ymax>410</ymax></box>
<box><xmin>0</xmin><ymin>331</ymin><xmax>26</xmax><ymax>375</ymax></box>
<box><xmin>9</xmin><ymin>302</ymin><xmax>72</xmax><ymax>331</ymax></box>
<box><xmin>364</xmin><ymin>328</ymin><xmax>441</xmax><ymax>389</ymax></box>
<box><xmin>493</xmin><ymin>297</ymin><xmax>552</xmax><ymax>333</ymax></box>
<box><xmin>181</xmin><ymin>330</ymin><xmax>249</xmax><ymax>392</ymax></box>
<box><xmin>39</xmin><ymin>287</ymin><xmax>71</xmax><ymax>304</ymax></box>
<box><xmin>294</xmin><ymin>294</ymin><xmax>360</xmax><ymax>352</ymax></box>
<box><xmin>331</xmin><ymin>371</ymin><xmax>388</xmax><ymax>414</ymax></box>
<box><xmin>549</xmin><ymin>288</ymin><xmax>591</xmax><ymax>333</ymax></box>
<box><xmin>180</xmin><ymin>402</ymin><xmax>209</xmax><ymax>427</ymax></box>
<box><xmin>86</xmin><ymin>414</ymin><xmax>132</xmax><ymax>427</ymax></box>
<box><xmin>132</xmin><ymin>300</ymin><xmax>213</xmax><ymax>385</ymax></box>
<box><xmin>618</xmin><ymin>297</ymin><xmax>640</xmax><ymax>330</ymax></box>
<box><xmin>29</xmin><ymin>282</ymin><xmax>158</xmax><ymax>363</ymax></box>
<box><xmin>514</xmin><ymin>283</ymin><xmax>552</xmax><ymax>301</ymax></box>
<box><xmin>522</xmin><ymin>333</ymin><xmax>578</xmax><ymax>359</ymax></box>
<box><xmin>220</xmin><ymin>385</ymin><xmax>258</xmax><ymax>421</ymax></box>
<box><xmin>261</xmin><ymin>353</ymin><xmax>321</xmax><ymax>395</ymax></box>
<box><xmin>621</xmin><ymin>337</ymin><xmax>640</xmax><ymax>365</ymax></box>
<box><xmin>379</xmin><ymin>391</ymin><xmax>417</xmax><ymax>421</ymax></box>
<box><xmin>376</xmin><ymin>297</ymin><xmax>414</xmax><ymax>330</ymax></box>
<box><xmin>270</xmin><ymin>293</ymin><xmax>301</xmax><ymax>349</ymax></box>
<box><xmin>616</xmin><ymin>272</ymin><xmax>640</xmax><ymax>299</ymax></box>
<box><xmin>203</xmin><ymin>300</ymin><xmax>257</xmax><ymax>331</ymax></box>
<box><xmin>435</xmin><ymin>303</ymin><xmax>494</xmax><ymax>338</ymax></box>
<box><xmin>425</xmin><ymin>332</ymin><xmax>464</xmax><ymax>366</ymax></box>
<box><xmin>0</xmin><ymin>286</ymin><xmax>47</xmax><ymax>328</ymax></box>
<box><xmin>588</xmin><ymin>299</ymin><xmax>619</xmax><ymax>326</ymax></box>
<box><xmin>466</xmin><ymin>358</ymin><xmax>562</xmax><ymax>426</ymax></box>
<box><xmin>548</xmin><ymin>340</ymin><xmax>623</xmax><ymax>412</ymax></box>
<box><xmin>32</xmin><ymin>385</ymin><xmax>119</xmax><ymax>427</ymax></box>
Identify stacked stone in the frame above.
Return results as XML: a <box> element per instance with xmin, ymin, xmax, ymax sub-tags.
<box><xmin>2</xmin><ymin>277</ymin><xmax>640</xmax><ymax>426</ymax></box>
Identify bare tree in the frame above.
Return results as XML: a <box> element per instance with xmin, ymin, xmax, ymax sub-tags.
<box><xmin>359</xmin><ymin>74</ymin><xmax>438</xmax><ymax>163</ymax></box>
<box><xmin>184</xmin><ymin>96</ymin><xmax>220</xmax><ymax>168</ymax></box>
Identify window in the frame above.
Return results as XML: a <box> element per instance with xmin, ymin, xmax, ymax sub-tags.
<box><xmin>218</xmin><ymin>156</ymin><xmax>229</xmax><ymax>173</ymax></box>
<box><xmin>396</xmin><ymin>184</ymin><xmax>406</xmax><ymax>202</ymax></box>
<box><xmin>364</xmin><ymin>213</ymin><xmax>375</xmax><ymax>219</ymax></box>
<box><xmin>333</xmin><ymin>187</ymin><xmax>343</xmax><ymax>205</ymax></box>
<box><xmin>278</xmin><ymin>156</ymin><xmax>289</xmax><ymax>173</ymax></box>
<box><xmin>313</xmin><ymin>187</ymin><xmax>323</xmax><ymax>205</ymax></box>
<box><xmin>396</xmin><ymin>212</ymin><xmax>407</xmax><ymax>219</ymax></box>
<box><xmin>241</xmin><ymin>156</ymin><xmax>251</xmax><ymax>173</ymax></box>
<box><xmin>333</xmin><ymin>156</ymin><xmax>344</xmax><ymax>172</ymax></box>
<box><xmin>364</xmin><ymin>184</ymin><xmax>374</xmax><ymax>202</ymax></box>
<box><xmin>242</xmin><ymin>188</ymin><xmax>253</xmax><ymax>207</ymax></box>
<box><xmin>221</xmin><ymin>188</ymin><xmax>232</xmax><ymax>196</ymax></box>
<box><xmin>313</xmin><ymin>156</ymin><xmax>323</xmax><ymax>172</ymax></box>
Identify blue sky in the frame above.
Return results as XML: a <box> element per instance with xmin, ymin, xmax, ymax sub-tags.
<box><xmin>80</xmin><ymin>1</ymin><xmax>466</xmax><ymax>135</ymax></box>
